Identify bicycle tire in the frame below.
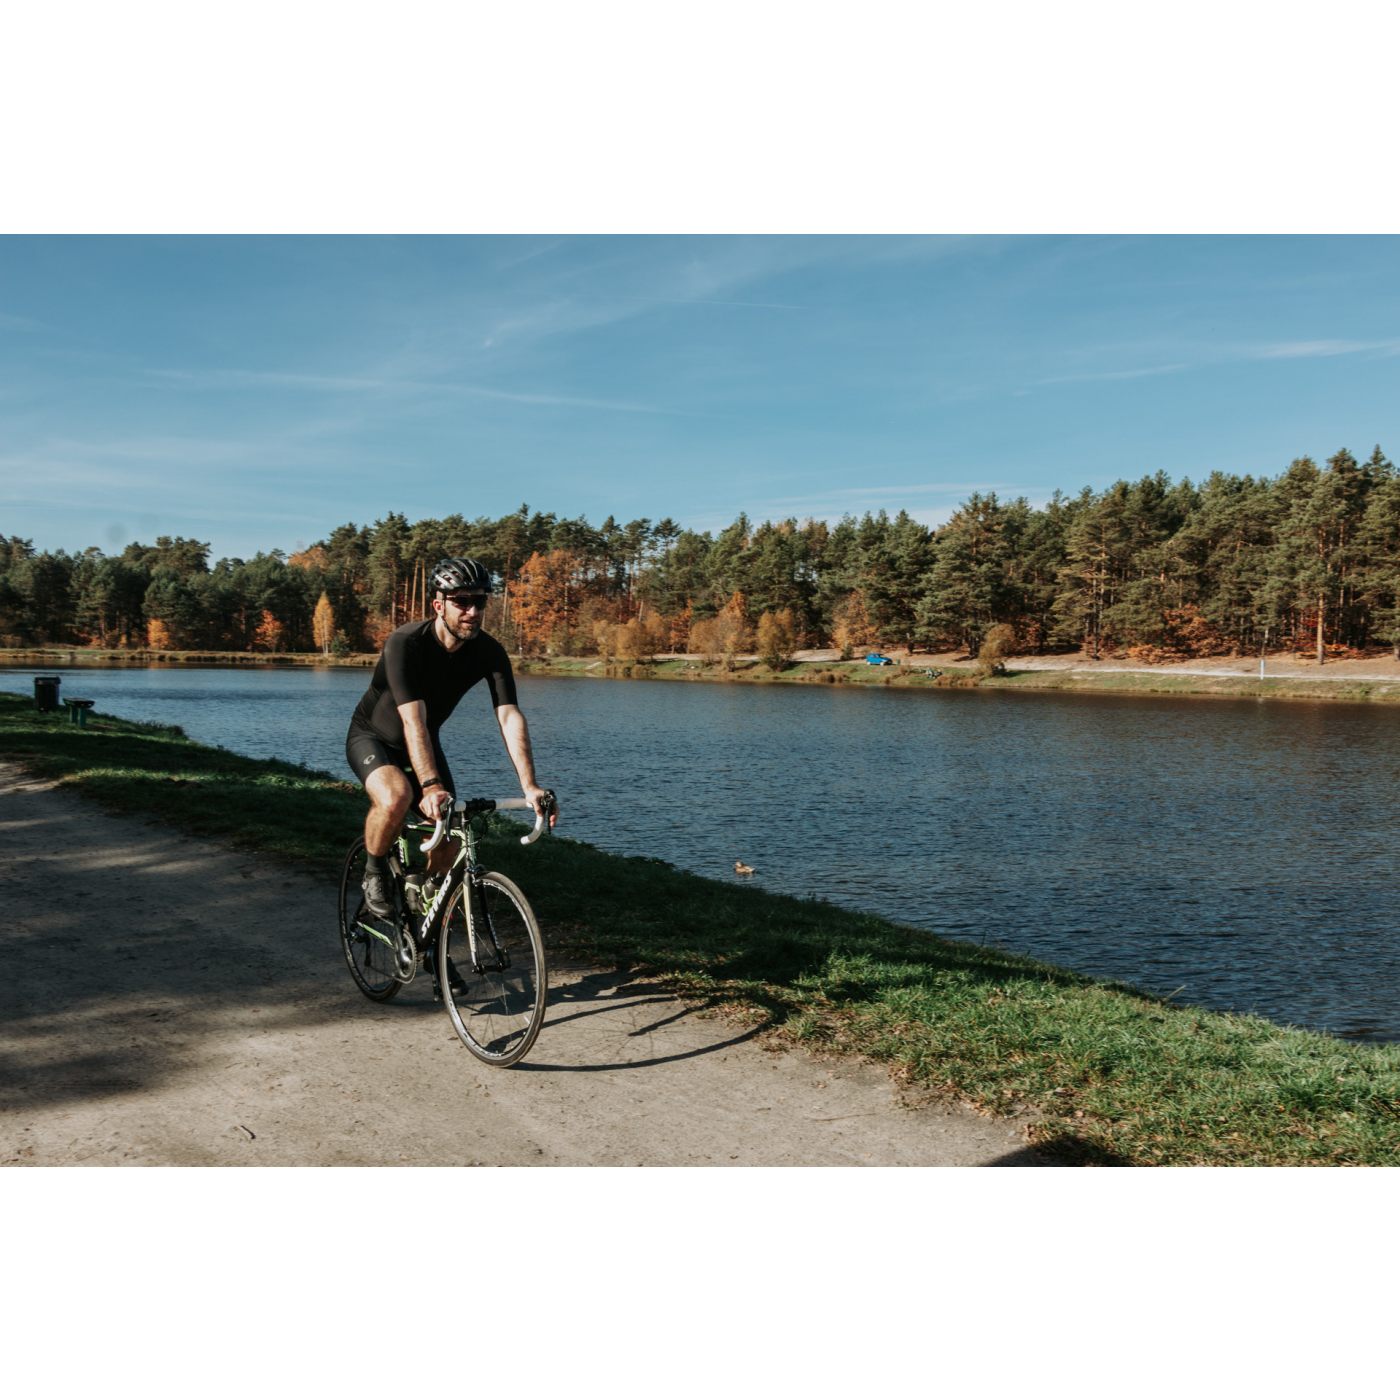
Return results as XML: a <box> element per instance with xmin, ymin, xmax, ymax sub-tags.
<box><xmin>440</xmin><ymin>871</ymin><xmax>547</xmax><ymax>1066</ymax></box>
<box><xmin>338</xmin><ymin>837</ymin><xmax>404</xmax><ymax>1002</ymax></box>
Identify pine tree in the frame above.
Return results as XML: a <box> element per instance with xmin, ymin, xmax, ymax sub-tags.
<box><xmin>916</xmin><ymin>493</ymin><xmax>1017</xmax><ymax>653</ymax></box>
<box><xmin>856</xmin><ymin>510</ymin><xmax>931</xmax><ymax>652</ymax></box>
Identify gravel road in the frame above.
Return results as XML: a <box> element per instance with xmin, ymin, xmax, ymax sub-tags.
<box><xmin>0</xmin><ymin>763</ymin><xmax>1041</xmax><ymax>1168</ymax></box>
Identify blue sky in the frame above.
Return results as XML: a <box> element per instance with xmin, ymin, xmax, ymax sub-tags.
<box><xmin>3</xmin><ymin>235</ymin><xmax>1398</xmax><ymax>561</ymax></box>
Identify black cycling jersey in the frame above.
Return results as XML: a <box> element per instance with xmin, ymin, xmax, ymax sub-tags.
<box><xmin>348</xmin><ymin>619</ymin><xmax>517</xmax><ymax>747</ymax></box>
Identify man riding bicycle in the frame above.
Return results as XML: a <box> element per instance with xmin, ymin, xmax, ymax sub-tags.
<box><xmin>345</xmin><ymin>557</ymin><xmax>557</xmax><ymax>920</ymax></box>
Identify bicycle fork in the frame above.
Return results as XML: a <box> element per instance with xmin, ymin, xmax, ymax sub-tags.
<box><xmin>461</xmin><ymin>873</ymin><xmax>511</xmax><ymax>976</ymax></box>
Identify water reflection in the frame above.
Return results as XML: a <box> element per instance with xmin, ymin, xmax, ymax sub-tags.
<box><xmin>4</xmin><ymin>664</ymin><xmax>1397</xmax><ymax>1042</ymax></box>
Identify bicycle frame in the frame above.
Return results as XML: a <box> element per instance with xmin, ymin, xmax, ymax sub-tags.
<box><xmin>396</xmin><ymin>794</ymin><xmax>551</xmax><ymax>984</ymax></box>
<box><xmin>340</xmin><ymin>791</ymin><xmax>554</xmax><ymax>1063</ymax></box>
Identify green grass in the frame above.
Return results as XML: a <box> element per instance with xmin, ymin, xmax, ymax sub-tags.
<box><xmin>0</xmin><ymin>691</ymin><xmax>366</xmax><ymax>867</ymax></box>
<box><xmin>4</xmin><ymin>687</ymin><xmax>1399</xmax><ymax>1165</ymax></box>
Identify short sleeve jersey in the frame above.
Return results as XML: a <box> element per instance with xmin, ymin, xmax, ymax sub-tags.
<box><xmin>349</xmin><ymin>620</ymin><xmax>517</xmax><ymax>747</ymax></box>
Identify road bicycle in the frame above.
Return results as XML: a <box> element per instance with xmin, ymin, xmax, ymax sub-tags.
<box><xmin>337</xmin><ymin>792</ymin><xmax>555</xmax><ymax>1067</ymax></box>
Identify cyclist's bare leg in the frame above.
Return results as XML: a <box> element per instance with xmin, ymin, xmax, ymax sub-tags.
<box><xmin>364</xmin><ymin>765</ymin><xmax>412</xmax><ymax>857</ymax></box>
<box><xmin>366</xmin><ymin>764</ymin><xmax>459</xmax><ymax>876</ymax></box>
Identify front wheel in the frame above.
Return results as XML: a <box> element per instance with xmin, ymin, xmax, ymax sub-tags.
<box><xmin>338</xmin><ymin>838</ymin><xmax>403</xmax><ymax>1002</ymax></box>
<box><xmin>440</xmin><ymin>872</ymin><xmax>547</xmax><ymax>1066</ymax></box>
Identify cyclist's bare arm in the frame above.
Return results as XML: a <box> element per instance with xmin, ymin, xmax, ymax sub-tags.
<box><xmin>494</xmin><ymin>703</ymin><xmax>558</xmax><ymax>826</ymax></box>
<box><xmin>396</xmin><ymin>700</ymin><xmax>453</xmax><ymax>820</ymax></box>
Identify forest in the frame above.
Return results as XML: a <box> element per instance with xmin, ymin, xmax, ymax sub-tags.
<box><xmin>4</xmin><ymin>446</ymin><xmax>1400</xmax><ymax>663</ymax></box>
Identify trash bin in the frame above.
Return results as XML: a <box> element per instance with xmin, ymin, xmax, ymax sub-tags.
<box><xmin>34</xmin><ymin>675</ymin><xmax>62</xmax><ymax>712</ymax></box>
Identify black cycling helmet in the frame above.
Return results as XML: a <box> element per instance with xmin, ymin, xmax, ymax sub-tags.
<box><xmin>429</xmin><ymin>557</ymin><xmax>491</xmax><ymax>595</ymax></box>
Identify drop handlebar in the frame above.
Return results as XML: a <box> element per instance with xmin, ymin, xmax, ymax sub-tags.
<box><xmin>420</xmin><ymin>792</ymin><xmax>556</xmax><ymax>853</ymax></box>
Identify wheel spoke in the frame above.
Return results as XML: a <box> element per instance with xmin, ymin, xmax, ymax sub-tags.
<box><xmin>441</xmin><ymin>874</ymin><xmax>547</xmax><ymax>1066</ymax></box>
<box><xmin>338</xmin><ymin>839</ymin><xmax>403</xmax><ymax>1003</ymax></box>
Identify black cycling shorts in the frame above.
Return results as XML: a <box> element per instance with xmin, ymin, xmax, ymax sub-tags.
<box><xmin>345</xmin><ymin>724</ymin><xmax>456</xmax><ymax>806</ymax></box>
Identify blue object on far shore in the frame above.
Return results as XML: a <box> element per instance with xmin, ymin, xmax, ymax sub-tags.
<box><xmin>865</xmin><ymin>653</ymin><xmax>896</xmax><ymax>666</ymax></box>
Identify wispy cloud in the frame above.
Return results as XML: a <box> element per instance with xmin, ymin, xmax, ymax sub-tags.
<box><xmin>0</xmin><ymin>488</ymin><xmax>324</xmax><ymax>528</ymax></box>
<box><xmin>589</xmin><ymin>296</ymin><xmax>806</xmax><ymax>311</ymax></box>
<box><xmin>1027</xmin><ymin>335</ymin><xmax>1400</xmax><ymax>389</ymax></box>
<box><xmin>455</xmin><ymin>384</ymin><xmax>682</xmax><ymax>415</ymax></box>
<box><xmin>764</xmin><ymin>482</ymin><xmax>1015</xmax><ymax>505</ymax></box>
<box><xmin>0</xmin><ymin>418</ymin><xmax>373</xmax><ymax>491</ymax></box>
<box><xmin>142</xmin><ymin>367</ymin><xmax>387</xmax><ymax>392</ymax></box>
<box><xmin>464</xmin><ymin>238</ymin><xmax>837</xmax><ymax>354</ymax></box>
<box><xmin>138</xmin><ymin>365</ymin><xmax>682</xmax><ymax>416</ymax></box>
<box><xmin>1035</xmin><ymin>363</ymin><xmax>1188</xmax><ymax>386</ymax></box>
<box><xmin>1257</xmin><ymin>338</ymin><xmax>1400</xmax><ymax>359</ymax></box>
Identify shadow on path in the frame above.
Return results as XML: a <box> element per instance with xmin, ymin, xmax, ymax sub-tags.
<box><xmin>2</xmin><ymin>770</ymin><xmax>1048</xmax><ymax>1167</ymax></box>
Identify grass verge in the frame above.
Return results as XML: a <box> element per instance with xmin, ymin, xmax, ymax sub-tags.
<box><xmin>4</xmin><ymin>688</ymin><xmax>1398</xmax><ymax>1166</ymax></box>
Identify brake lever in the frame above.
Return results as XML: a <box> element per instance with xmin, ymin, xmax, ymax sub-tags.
<box><xmin>419</xmin><ymin>795</ymin><xmax>459</xmax><ymax>853</ymax></box>
<box><xmin>520</xmin><ymin>790</ymin><xmax>557</xmax><ymax>846</ymax></box>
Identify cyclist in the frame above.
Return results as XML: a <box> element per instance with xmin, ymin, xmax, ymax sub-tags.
<box><xmin>345</xmin><ymin>556</ymin><xmax>557</xmax><ymax>920</ymax></box>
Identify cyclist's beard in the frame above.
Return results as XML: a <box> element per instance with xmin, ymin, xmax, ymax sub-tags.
<box><xmin>441</xmin><ymin>614</ymin><xmax>480</xmax><ymax>643</ymax></box>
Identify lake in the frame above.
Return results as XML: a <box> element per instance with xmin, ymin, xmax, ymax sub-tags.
<box><xmin>5</xmin><ymin>662</ymin><xmax>1398</xmax><ymax>1043</ymax></box>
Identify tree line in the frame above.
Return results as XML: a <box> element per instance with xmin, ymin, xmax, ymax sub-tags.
<box><xmin>4</xmin><ymin>446</ymin><xmax>1399</xmax><ymax>662</ymax></box>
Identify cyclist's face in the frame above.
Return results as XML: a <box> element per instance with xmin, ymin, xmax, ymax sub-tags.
<box><xmin>436</xmin><ymin>591</ymin><xmax>487</xmax><ymax>640</ymax></box>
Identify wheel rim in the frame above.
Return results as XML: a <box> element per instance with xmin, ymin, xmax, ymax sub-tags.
<box><xmin>339</xmin><ymin>843</ymin><xmax>404</xmax><ymax>1000</ymax></box>
<box><xmin>441</xmin><ymin>875</ymin><xmax>546</xmax><ymax>1064</ymax></box>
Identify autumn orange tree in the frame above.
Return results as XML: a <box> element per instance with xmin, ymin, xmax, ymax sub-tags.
<box><xmin>668</xmin><ymin>601</ymin><xmax>693</xmax><ymax>652</ymax></box>
<box><xmin>507</xmin><ymin>549</ymin><xmax>588</xmax><ymax>653</ymax></box>
<box><xmin>976</xmin><ymin>622</ymin><xmax>1016</xmax><ymax>676</ymax></box>
<box><xmin>757</xmin><ymin>607</ymin><xmax>798</xmax><ymax>667</ymax></box>
<box><xmin>613</xmin><ymin>614</ymin><xmax>670</xmax><ymax>662</ymax></box>
<box><xmin>251</xmin><ymin>611</ymin><xmax>286</xmax><ymax>652</ymax></box>
<box><xmin>312</xmin><ymin>592</ymin><xmax>336</xmax><ymax>656</ymax></box>
<box><xmin>831</xmin><ymin>590</ymin><xmax>875</xmax><ymax>659</ymax></box>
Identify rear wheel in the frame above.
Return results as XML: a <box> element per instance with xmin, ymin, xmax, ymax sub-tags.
<box><xmin>440</xmin><ymin>872</ymin><xmax>547</xmax><ymax>1066</ymax></box>
<box><xmin>338</xmin><ymin>838</ymin><xmax>404</xmax><ymax>1002</ymax></box>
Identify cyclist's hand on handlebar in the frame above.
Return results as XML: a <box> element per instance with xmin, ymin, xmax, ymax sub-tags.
<box><xmin>524</xmin><ymin>785</ymin><xmax>558</xmax><ymax>828</ymax></box>
<box><xmin>419</xmin><ymin>786</ymin><xmax>453</xmax><ymax>821</ymax></box>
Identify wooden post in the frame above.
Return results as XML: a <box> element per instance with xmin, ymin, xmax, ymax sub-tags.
<box><xmin>1316</xmin><ymin>593</ymin><xmax>1325</xmax><ymax>666</ymax></box>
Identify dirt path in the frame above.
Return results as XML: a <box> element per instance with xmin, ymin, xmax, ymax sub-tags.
<box><xmin>0</xmin><ymin>765</ymin><xmax>1040</xmax><ymax>1168</ymax></box>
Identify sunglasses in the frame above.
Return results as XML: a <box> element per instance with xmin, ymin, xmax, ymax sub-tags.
<box><xmin>444</xmin><ymin>592</ymin><xmax>489</xmax><ymax>609</ymax></box>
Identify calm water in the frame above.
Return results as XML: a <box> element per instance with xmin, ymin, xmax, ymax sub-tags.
<box><xmin>6</xmin><ymin>663</ymin><xmax>1399</xmax><ymax>1043</ymax></box>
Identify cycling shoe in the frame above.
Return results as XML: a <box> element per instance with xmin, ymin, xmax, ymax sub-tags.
<box><xmin>361</xmin><ymin>870</ymin><xmax>397</xmax><ymax>921</ymax></box>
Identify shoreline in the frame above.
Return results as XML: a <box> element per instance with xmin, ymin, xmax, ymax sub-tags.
<box><xmin>0</xmin><ymin>647</ymin><xmax>379</xmax><ymax>668</ymax></box>
<box><xmin>512</xmin><ymin>653</ymin><xmax>1400</xmax><ymax>705</ymax></box>
<box><xmin>3</xmin><ymin>687</ymin><xmax>1399</xmax><ymax>1166</ymax></box>
<box><xmin>5</xmin><ymin>646</ymin><xmax>1400</xmax><ymax>705</ymax></box>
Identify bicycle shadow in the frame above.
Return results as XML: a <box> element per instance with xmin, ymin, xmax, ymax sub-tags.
<box><xmin>514</xmin><ymin>968</ymin><xmax>766</xmax><ymax>1073</ymax></box>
